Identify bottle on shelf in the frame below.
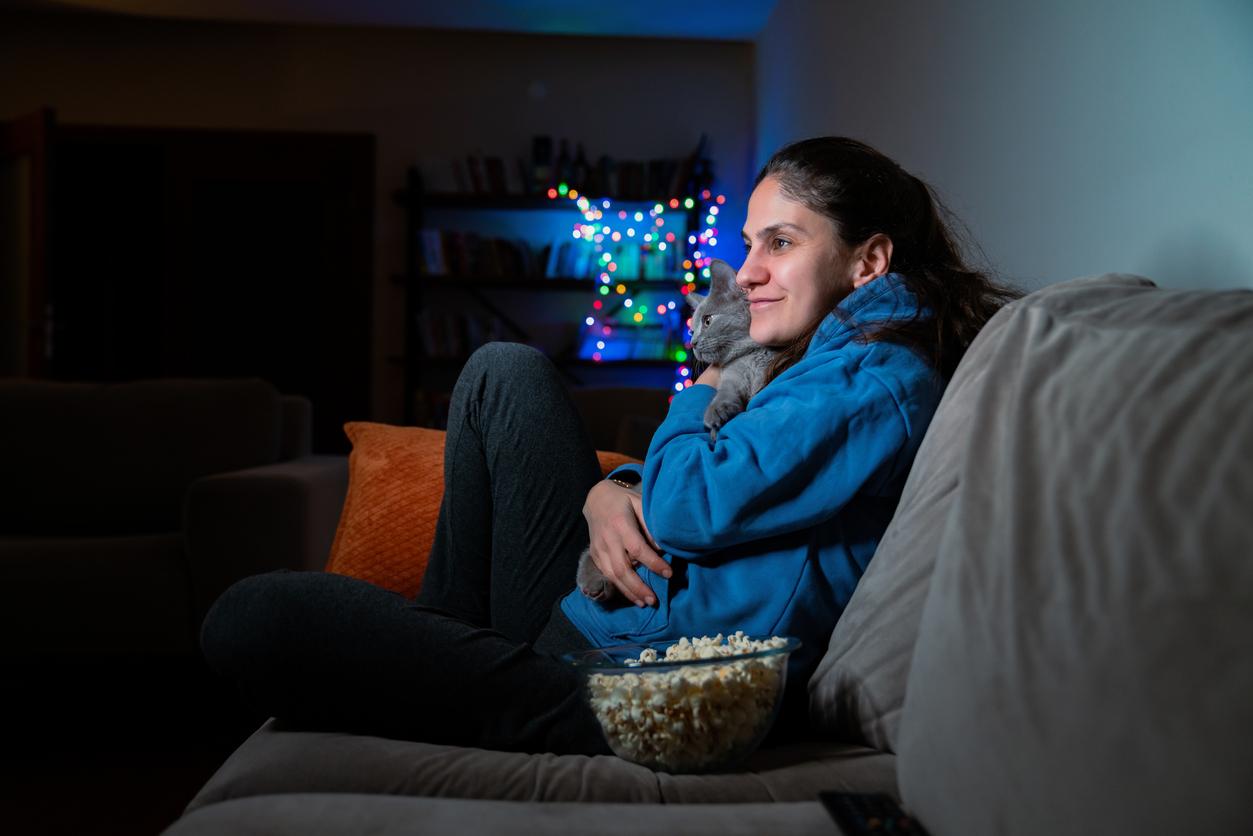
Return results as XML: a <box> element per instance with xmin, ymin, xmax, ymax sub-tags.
<box><xmin>466</xmin><ymin>152</ymin><xmax>486</xmax><ymax>194</ymax></box>
<box><xmin>531</xmin><ymin>135</ymin><xmax>553</xmax><ymax>194</ymax></box>
<box><xmin>555</xmin><ymin>138</ymin><xmax>572</xmax><ymax>189</ymax></box>
<box><xmin>515</xmin><ymin>156</ymin><xmax>534</xmax><ymax>196</ymax></box>
<box><xmin>573</xmin><ymin>143</ymin><xmax>590</xmax><ymax>194</ymax></box>
<box><xmin>596</xmin><ymin>154</ymin><xmax>616</xmax><ymax>198</ymax></box>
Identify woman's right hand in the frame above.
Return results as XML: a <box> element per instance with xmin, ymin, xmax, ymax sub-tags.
<box><xmin>582</xmin><ymin>479</ymin><xmax>671</xmax><ymax>607</ymax></box>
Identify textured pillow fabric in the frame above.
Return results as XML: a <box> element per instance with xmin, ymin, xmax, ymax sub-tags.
<box><xmin>324</xmin><ymin>423</ymin><xmax>445</xmax><ymax>598</ymax></box>
<box><xmin>896</xmin><ymin>275</ymin><xmax>1253</xmax><ymax>834</ymax></box>
<box><xmin>807</xmin><ymin>296</ymin><xmax>1019</xmax><ymax>752</ymax></box>
<box><xmin>324</xmin><ymin>423</ymin><xmax>640</xmax><ymax>598</ymax></box>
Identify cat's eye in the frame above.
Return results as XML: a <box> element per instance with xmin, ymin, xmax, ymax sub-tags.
<box><xmin>703</xmin><ymin>315</ymin><xmax>713</xmax><ymax>327</ymax></box>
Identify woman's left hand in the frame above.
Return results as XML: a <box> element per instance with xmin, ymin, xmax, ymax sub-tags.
<box><xmin>695</xmin><ymin>364</ymin><xmax>721</xmax><ymax>389</ymax></box>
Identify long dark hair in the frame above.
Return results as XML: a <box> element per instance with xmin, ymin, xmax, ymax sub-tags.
<box><xmin>755</xmin><ymin>137</ymin><xmax>1020</xmax><ymax>383</ymax></box>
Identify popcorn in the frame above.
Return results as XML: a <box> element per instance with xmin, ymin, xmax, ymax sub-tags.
<box><xmin>582</xmin><ymin>632</ymin><xmax>792</xmax><ymax>773</ymax></box>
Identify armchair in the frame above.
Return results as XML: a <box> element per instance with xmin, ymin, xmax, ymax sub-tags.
<box><xmin>0</xmin><ymin>377</ymin><xmax>348</xmax><ymax>659</ymax></box>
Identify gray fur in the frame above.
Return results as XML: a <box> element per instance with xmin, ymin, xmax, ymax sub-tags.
<box><xmin>575</xmin><ymin>259</ymin><xmax>779</xmax><ymax>602</ymax></box>
<box><xmin>686</xmin><ymin>258</ymin><xmax>778</xmax><ymax>440</ymax></box>
<box><xmin>576</xmin><ymin>547</ymin><xmax>615</xmax><ymax>602</ymax></box>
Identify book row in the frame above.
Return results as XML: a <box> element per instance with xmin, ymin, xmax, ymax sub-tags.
<box><xmin>418</xmin><ymin>229</ymin><xmax>686</xmax><ymax>281</ymax></box>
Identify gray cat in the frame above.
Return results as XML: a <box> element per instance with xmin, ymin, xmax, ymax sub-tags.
<box><xmin>685</xmin><ymin>258</ymin><xmax>777</xmax><ymax>441</ymax></box>
<box><xmin>575</xmin><ymin>258</ymin><xmax>778</xmax><ymax>602</ymax></box>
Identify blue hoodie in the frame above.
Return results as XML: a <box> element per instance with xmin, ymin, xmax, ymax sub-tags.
<box><xmin>560</xmin><ymin>273</ymin><xmax>945</xmax><ymax>685</ymax></box>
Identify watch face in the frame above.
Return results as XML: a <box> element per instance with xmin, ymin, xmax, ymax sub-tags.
<box><xmin>610</xmin><ymin>471</ymin><xmax>641</xmax><ymax>488</ymax></box>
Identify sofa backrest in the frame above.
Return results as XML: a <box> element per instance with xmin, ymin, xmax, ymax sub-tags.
<box><xmin>889</xmin><ymin>275</ymin><xmax>1253</xmax><ymax>834</ymax></box>
<box><xmin>0</xmin><ymin>377</ymin><xmax>286</xmax><ymax>535</ymax></box>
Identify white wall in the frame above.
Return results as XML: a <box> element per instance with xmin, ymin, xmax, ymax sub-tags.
<box><xmin>756</xmin><ymin>0</ymin><xmax>1253</xmax><ymax>291</ymax></box>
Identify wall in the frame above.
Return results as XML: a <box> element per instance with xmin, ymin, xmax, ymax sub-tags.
<box><xmin>0</xmin><ymin>9</ymin><xmax>756</xmax><ymax>422</ymax></box>
<box><xmin>756</xmin><ymin>0</ymin><xmax>1253</xmax><ymax>292</ymax></box>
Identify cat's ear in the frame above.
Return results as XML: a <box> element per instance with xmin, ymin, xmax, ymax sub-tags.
<box><xmin>686</xmin><ymin>292</ymin><xmax>705</xmax><ymax>310</ymax></box>
<box><xmin>709</xmin><ymin>259</ymin><xmax>739</xmax><ymax>296</ymax></box>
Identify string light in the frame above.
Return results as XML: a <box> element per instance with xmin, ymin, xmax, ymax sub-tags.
<box><xmin>545</xmin><ymin>184</ymin><xmax>728</xmax><ymax>384</ymax></box>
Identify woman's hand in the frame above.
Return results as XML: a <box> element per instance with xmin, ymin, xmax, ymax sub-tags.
<box><xmin>582</xmin><ymin>479</ymin><xmax>671</xmax><ymax>607</ymax></box>
<box><xmin>695</xmin><ymin>364</ymin><xmax>722</xmax><ymax>389</ymax></box>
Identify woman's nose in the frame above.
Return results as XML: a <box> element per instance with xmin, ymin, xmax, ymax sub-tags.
<box><xmin>736</xmin><ymin>259</ymin><xmax>765</xmax><ymax>290</ymax></box>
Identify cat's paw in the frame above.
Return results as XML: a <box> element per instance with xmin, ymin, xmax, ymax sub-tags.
<box><xmin>703</xmin><ymin>396</ymin><xmax>743</xmax><ymax>435</ymax></box>
<box><xmin>576</xmin><ymin>548</ymin><xmax>617</xmax><ymax>602</ymax></box>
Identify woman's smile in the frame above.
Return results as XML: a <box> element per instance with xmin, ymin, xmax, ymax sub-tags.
<box><xmin>737</xmin><ymin>176</ymin><xmax>854</xmax><ymax>346</ymax></box>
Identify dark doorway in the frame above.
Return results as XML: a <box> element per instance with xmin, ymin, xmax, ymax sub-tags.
<box><xmin>49</xmin><ymin>124</ymin><xmax>374</xmax><ymax>453</ymax></box>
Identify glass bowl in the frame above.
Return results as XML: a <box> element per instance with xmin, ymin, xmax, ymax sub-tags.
<box><xmin>564</xmin><ymin>634</ymin><xmax>800</xmax><ymax>773</ymax></box>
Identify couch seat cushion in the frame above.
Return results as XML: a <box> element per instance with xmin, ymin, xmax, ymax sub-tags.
<box><xmin>187</xmin><ymin>719</ymin><xmax>895</xmax><ymax>811</ymax></box>
<box><xmin>166</xmin><ymin>795</ymin><xmax>841</xmax><ymax>836</ymax></box>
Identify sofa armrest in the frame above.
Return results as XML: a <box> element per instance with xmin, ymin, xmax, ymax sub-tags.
<box><xmin>184</xmin><ymin>455</ymin><xmax>349</xmax><ymax>629</ymax></box>
<box><xmin>279</xmin><ymin>394</ymin><xmax>313</xmax><ymax>460</ymax></box>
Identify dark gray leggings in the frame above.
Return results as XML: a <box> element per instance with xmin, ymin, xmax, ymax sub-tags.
<box><xmin>200</xmin><ymin>343</ymin><xmax>613</xmax><ymax>755</ymax></box>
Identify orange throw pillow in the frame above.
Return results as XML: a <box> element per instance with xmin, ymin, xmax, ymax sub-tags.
<box><xmin>324</xmin><ymin>422</ymin><xmax>642</xmax><ymax>599</ymax></box>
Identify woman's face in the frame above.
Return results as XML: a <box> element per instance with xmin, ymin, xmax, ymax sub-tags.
<box><xmin>736</xmin><ymin>176</ymin><xmax>856</xmax><ymax>347</ymax></box>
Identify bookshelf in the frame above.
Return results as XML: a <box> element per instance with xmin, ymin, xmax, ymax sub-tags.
<box><xmin>396</xmin><ymin>166</ymin><xmax>712</xmax><ymax>428</ymax></box>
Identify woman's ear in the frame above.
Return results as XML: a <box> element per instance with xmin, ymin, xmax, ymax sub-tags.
<box><xmin>851</xmin><ymin>233</ymin><xmax>894</xmax><ymax>289</ymax></box>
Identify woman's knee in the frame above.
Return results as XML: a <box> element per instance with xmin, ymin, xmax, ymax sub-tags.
<box><xmin>462</xmin><ymin>341</ymin><xmax>551</xmax><ymax>384</ymax></box>
<box><xmin>200</xmin><ymin>570</ymin><xmax>302</xmax><ymax>675</ymax></box>
<box><xmin>454</xmin><ymin>342</ymin><xmax>568</xmax><ymax>425</ymax></box>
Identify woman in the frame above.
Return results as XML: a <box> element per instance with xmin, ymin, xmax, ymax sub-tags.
<box><xmin>201</xmin><ymin>136</ymin><xmax>1017</xmax><ymax>756</ymax></box>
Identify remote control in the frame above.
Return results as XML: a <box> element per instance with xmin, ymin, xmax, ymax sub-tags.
<box><xmin>818</xmin><ymin>791</ymin><xmax>931</xmax><ymax>834</ymax></box>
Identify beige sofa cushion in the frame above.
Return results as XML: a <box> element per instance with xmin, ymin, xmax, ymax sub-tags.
<box><xmin>168</xmin><ymin>795</ymin><xmax>842</xmax><ymax>836</ymax></box>
<box><xmin>187</xmin><ymin>719</ymin><xmax>897</xmax><ymax>811</ymax></box>
<box><xmin>896</xmin><ymin>275</ymin><xmax>1253</xmax><ymax>834</ymax></box>
<box><xmin>808</xmin><ymin>274</ymin><xmax>1037</xmax><ymax>752</ymax></box>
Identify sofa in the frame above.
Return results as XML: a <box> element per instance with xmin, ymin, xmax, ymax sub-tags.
<box><xmin>0</xmin><ymin>377</ymin><xmax>348</xmax><ymax>661</ymax></box>
<box><xmin>165</xmin><ymin>274</ymin><xmax>1253</xmax><ymax>835</ymax></box>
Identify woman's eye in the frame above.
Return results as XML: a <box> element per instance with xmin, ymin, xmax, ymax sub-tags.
<box><xmin>771</xmin><ymin>237</ymin><xmax>790</xmax><ymax>250</ymax></box>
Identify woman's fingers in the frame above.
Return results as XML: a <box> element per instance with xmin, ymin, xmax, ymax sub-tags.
<box><xmin>628</xmin><ymin>494</ymin><xmax>670</xmax><ymax>578</ymax></box>
<box><xmin>582</xmin><ymin>478</ymin><xmax>670</xmax><ymax>607</ymax></box>
<box><xmin>593</xmin><ymin>542</ymin><xmax>654</xmax><ymax>607</ymax></box>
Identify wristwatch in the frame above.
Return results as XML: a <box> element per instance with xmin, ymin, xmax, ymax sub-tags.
<box><xmin>608</xmin><ymin>470</ymin><xmax>642</xmax><ymax>490</ymax></box>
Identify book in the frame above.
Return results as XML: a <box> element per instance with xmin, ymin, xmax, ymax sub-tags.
<box><xmin>466</xmin><ymin>155</ymin><xmax>485</xmax><ymax>194</ymax></box>
<box><xmin>419</xmin><ymin>229</ymin><xmax>446</xmax><ymax>275</ymax></box>
<box><xmin>485</xmin><ymin>157</ymin><xmax>508</xmax><ymax>196</ymax></box>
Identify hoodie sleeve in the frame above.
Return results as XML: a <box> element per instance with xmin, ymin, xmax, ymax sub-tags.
<box><xmin>641</xmin><ymin>357</ymin><xmax>910</xmax><ymax>561</ymax></box>
<box><xmin>606</xmin><ymin>463</ymin><xmax>644</xmax><ymax>483</ymax></box>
